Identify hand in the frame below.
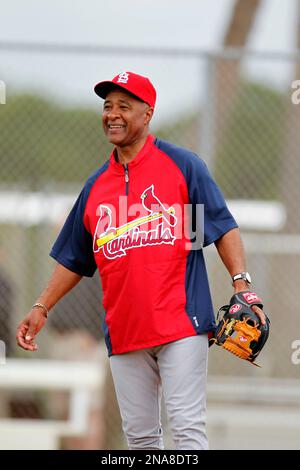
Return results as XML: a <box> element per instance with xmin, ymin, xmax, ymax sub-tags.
<box><xmin>16</xmin><ymin>308</ymin><xmax>47</xmax><ymax>351</ymax></box>
<box><xmin>251</xmin><ymin>304</ymin><xmax>266</xmax><ymax>326</ymax></box>
<box><xmin>233</xmin><ymin>282</ymin><xmax>266</xmax><ymax>325</ymax></box>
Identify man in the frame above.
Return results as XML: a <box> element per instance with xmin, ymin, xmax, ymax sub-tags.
<box><xmin>17</xmin><ymin>71</ymin><xmax>266</xmax><ymax>450</ymax></box>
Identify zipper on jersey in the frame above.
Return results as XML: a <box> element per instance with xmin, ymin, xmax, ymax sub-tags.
<box><xmin>124</xmin><ymin>164</ymin><xmax>129</xmax><ymax>196</ymax></box>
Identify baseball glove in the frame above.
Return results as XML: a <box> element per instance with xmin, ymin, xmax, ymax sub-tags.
<box><xmin>210</xmin><ymin>291</ymin><xmax>270</xmax><ymax>366</ymax></box>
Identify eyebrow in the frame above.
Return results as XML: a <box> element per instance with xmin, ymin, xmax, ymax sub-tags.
<box><xmin>104</xmin><ymin>98</ymin><xmax>131</xmax><ymax>106</ymax></box>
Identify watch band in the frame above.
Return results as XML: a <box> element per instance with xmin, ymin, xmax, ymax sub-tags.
<box><xmin>232</xmin><ymin>272</ymin><xmax>251</xmax><ymax>285</ymax></box>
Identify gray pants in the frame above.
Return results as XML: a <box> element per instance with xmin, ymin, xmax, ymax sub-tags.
<box><xmin>109</xmin><ymin>335</ymin><xmax>209</xmax><ymax>450</ymax></box>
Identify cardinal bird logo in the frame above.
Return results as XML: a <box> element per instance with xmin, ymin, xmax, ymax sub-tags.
<box><xmin>141</xmin><ymin>185</ymin><xmax>177</xmax><ymax>227</ymax></box>
<box><xmin>93</xmin><ymin>205</ymin><xmax>113</xmax><ymax>252</ymax></box>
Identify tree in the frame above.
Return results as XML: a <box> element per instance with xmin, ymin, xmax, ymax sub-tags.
<box><xmin>0</xmin><ymin>94</ymin><xmax>111</xmax><ymax>188</ymax></box>
<box><xmin>212</xmin><ymin>0</ymin><xmax>262</xmax><ymax>172</ymax></box>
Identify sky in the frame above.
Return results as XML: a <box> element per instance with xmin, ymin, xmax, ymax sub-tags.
<box><xmin>0</xmin><ymin>0</ymin><xmax>298</xmax><ymax>124</ymax></box>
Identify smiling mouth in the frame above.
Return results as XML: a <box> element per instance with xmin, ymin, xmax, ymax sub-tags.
<box><xmin>108</xmin><ymin>124</ymin><xmax>126</xmax><ymax>130</ymax></box>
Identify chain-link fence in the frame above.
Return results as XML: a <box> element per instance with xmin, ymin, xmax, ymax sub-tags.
<box><xmin>0</xmin><ymin>43</ymin><xmax>300</xmax><ymax>449</ymax></box>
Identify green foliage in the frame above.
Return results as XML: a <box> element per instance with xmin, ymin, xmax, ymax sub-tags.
<box><xmin>0</xmin><ymin>82</ymin><xmax>286</xmax><ymax>200</ymax></box>
<box><xmin>0</xmin><ymin>94</ymin><xmax>111</xmax><ymax>187</ymax></box>
<box><xmin>154</xmin><ymin>113</ymin><xmax>200</xmax><ymax>152</ymax></box>
<box><xmin>214</xmin><ymin>81</ymin><xmax>286</xmax><ymax>199</ymax></box>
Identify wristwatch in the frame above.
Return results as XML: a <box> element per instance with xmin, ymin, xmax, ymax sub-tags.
<box><xmin>232</xmin><ymin>272</ymin><xmax>252</xmax><ymax>285</ymax></box>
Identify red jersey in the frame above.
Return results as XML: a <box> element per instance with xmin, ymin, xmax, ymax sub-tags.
<box><xmin>50</xmin><ymin>135</ymin><xmax>237</xmax><ymax>356</ymax></box>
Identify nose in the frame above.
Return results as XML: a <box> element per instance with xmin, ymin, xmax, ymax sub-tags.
<box><xmin>105</xmin><ymin>107</ymin><xmax>120</xmax><ymax>121</ymax></box>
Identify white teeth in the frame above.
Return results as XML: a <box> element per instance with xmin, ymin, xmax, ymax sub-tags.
<box><xmin>109</xmin><ymin>125</ymin><xmax>125</xmax><ymax>129</ymax></box>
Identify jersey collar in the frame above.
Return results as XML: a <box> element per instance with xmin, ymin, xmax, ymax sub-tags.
<box><xmin>109</xmin><ymin>134</ymin><xmax>155</xmax><ymax>173</ymax></box>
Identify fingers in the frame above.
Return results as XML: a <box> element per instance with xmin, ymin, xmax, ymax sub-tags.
<box><xmin>16</xmin><ymin>308</ymin><xmax>47</xmax><ymax>352</ymax></box>
<box><xmin>26</xmin><ymin>323</ymin><xmax>37</xmax><ymax>343</ymax></box>
<box><xmin>251</xmin><ymin>305</ymin><xmax>266</xmax><ymax>326</ymax></box>
<box><xmin>16</xmin><ymin>322</ymin><xmax>38</xmax><ymax>351</ymax></box>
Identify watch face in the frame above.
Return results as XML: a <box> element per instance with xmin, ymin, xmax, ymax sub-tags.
<box><xmin>245</xmin><ymin>272</ymin><xmax>251</xmax><ymax>283</ymax></box>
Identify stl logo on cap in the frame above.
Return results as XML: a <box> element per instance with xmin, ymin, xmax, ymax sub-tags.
<box><xmin>94</xmin><ymin>71</ymin><xmax>156</xmax><ymax>108</ymax></box>
<box><xmin>117</xmin><ymin>72</ymin><xmax>129</xmax><ymax>84</ymax></box>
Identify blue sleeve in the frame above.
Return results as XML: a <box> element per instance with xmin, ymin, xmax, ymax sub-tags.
<box><xmin>154</xmin><ymin>138</ymin><xmax>238</xmax><ymax>247</ymax></box>
<box><xmin>186</xmin><ymin>155</ymin><xmax>238</xmax><ymax>247</ymax></box>
<box><xmin>50</xmin><ymin>187</ymin><xmax>97</xmax><ymax>277</ymax></box>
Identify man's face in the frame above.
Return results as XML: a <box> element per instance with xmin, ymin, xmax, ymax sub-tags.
<box><xmin>102</xmin><ymin>89</ymin><xmax>153</xmax><ymax>147</ymax></box>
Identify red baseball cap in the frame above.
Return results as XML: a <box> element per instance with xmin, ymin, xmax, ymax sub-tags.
<box><xmin>94</xmin><ymin>71</ymin><xmax>156</xmax><ymax>108</ymax></box>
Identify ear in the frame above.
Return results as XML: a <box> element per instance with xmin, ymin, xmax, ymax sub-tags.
<box><xmin>144</xmin><ymin>106</ymin><xmax>154</xmax><ymax>125</ymax></box>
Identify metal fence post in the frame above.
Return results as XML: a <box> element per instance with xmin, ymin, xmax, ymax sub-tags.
<box><xmin>199</xmin><ymin>53</ymin><xmax>216</xmax><ymax>172</ymax></box>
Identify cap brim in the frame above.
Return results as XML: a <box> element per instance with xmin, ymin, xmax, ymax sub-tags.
<box><xmin>94</xmin><ymin>81</ymin><xmax>123</xmax><ymax>99</ymax></box>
